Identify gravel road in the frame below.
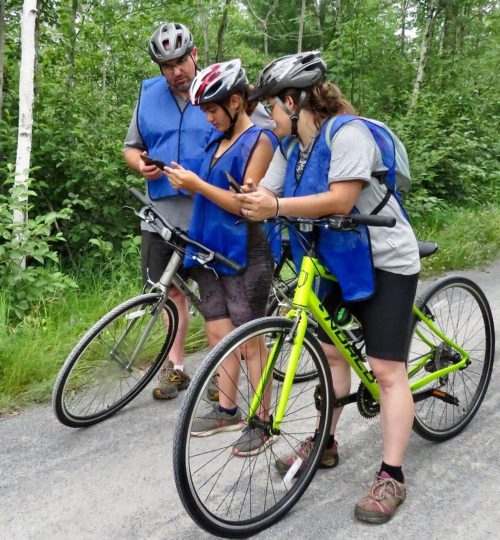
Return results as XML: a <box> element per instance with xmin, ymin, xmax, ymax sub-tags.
<box><xmin>1</xmin><ymin>261</ymin><xmax>499</xmax><ymax>539</ymax></box>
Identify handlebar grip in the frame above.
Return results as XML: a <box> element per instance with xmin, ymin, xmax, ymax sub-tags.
<box><xmin>129</xmin><ymin>187</ymin><xmax>149</xmax><ymax>206</ymax></box>
<box><xmin>351</xmin><ymin>214</ymin><xmax>396</xmax><ymax>228</ymax></box>
<box><xmin>213</xmin><ymin>253</ymin><xmax>245</xmax><ymax>274</ymax></box>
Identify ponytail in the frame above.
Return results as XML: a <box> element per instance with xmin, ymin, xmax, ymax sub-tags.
<box><xmin>281</xmin><ymin>82</ymin><xmax>356</xmax><ymax>129</ymax></box>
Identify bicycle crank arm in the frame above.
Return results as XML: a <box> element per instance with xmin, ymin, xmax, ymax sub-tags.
<box><xmin>413</xmin><ymin>388</ymin><xmax>460</xmax><ymax>406</ymax></box>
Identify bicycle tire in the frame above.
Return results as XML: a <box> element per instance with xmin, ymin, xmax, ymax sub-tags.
<box><xmin>267</xmin><ymin>278</ymin><xmax>319</xmax><ymax>384</ymax></box>
<box><xmin>53</xmin><ymin>293</ymin><xmax>178</xmax><ymax>427</ymax></box>
<box><xmin>408</xmin><ymin>276</ymin><xmax>495</xmax><ymax>442</ymax></box>
<box><xmin>173</xmin><ymin>316</ymin><xmax>333</xmax><ymax>538</ymax></box>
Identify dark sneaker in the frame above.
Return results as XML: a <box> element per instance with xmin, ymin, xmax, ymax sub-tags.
<box><xmin>232</xmin><ymin>426</ymin><xmax>278</xmax><ymax>457</ymax></box>
<box><xmin>354</xmin><ymin>472</ymin><xmax>406</xmax><ymax>524</ymax></box>
<box><xmin>191</xmin><ymin>405</ymin><xmax>243</xmax><ymax>436</ymax></box>
<box><xmin>152</xmin><ymin>361</ymin><xmax>190</xmax><ymax>400</ymax></box>
<box><xmin>207</xmin><ymin>373</ymin><xmax>219</xmax><ymax>402</ymax></box>
<box><xmin>275</xmin><ymin>437</ymin><xmax>339</xmax><ymax>477</ymax></box>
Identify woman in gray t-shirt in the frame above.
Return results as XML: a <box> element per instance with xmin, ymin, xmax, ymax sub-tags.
<box><xmin>237</xmin><ymin>51</ymin><xmax>419</xmax><ymax>524</ymax></box>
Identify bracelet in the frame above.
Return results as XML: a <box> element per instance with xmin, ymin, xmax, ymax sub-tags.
<box><xmin>274</xmin><ymin>197</ymin><xmax>280</xmax><ymax>218</ymax></box>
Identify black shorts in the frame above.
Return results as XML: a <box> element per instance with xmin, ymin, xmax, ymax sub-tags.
<box><xmin>316</xmin><ymin>269</ymin><xmax>419</xmax><ymax>361</ymax></box>
<box><xmin>141</xmin><ymin>230</ymin><xmax>188</xmax><ymax>286</ymax></box>
<box><xmin>190</xmin><ymin>248</ymin><xmax>274</xmax><ymax>328</ymax></box>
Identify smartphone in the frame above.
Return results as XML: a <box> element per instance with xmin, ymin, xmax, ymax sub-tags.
<box><xmin>225</xmin><ymin>171</ymin><xmax>243</xmax><ymax>193</ymax></box>
<box><xmin>141</xmin><ymin>154</ymin><xmax>167</xmax><ymax>170</ymax></box>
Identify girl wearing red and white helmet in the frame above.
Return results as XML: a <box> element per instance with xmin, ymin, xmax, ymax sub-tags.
<box><xmin>165</xmin><ymin>59</ymin><xmax>278</xmax><ymax>456</ymax></box>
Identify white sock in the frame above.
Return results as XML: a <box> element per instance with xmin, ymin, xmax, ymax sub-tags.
<box><xmin>174</xmin><ymin>364</ymin><xmax>184</xmax><ymax>371</ymax></box>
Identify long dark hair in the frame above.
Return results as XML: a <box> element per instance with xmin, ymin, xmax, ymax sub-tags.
<box><xmin>280</xmin><ymin>82</ymin><xmax>356</xmax><ymax>129</ymax></box>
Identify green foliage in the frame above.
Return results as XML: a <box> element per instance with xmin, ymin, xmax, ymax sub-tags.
<box><xmin>0</xmin><ymin>172</ymin><xmax>76</xmax><ymax>321</ymax></box>
<box><xmin>414</xmin><ymin>205</ymin><xmax>500</xmax><ymax>276</ymax></box>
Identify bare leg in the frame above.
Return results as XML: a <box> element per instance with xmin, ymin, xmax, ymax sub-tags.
<box><xmin>165</xmin><ymin>286</ymin><xmax>190</xmax><ymax>366</ymax></box>
<box><xmin>205</xmin><ymin>318</ymin><xmax>237</xmax><ymax>409</ymax></box>
<box><xmin>238</xmin><ymin>334</ymin><xmax>272</xmax><ymax>420</ymax></box>
<box><xmin>321</xmin><ymin>341</ymin><xmax>351</xmax><ymax>435</ymax></box>
<box><xmin>368</xmin><ymin>357</ymin><xmax>414</xmax><ymax>466</ymax></box>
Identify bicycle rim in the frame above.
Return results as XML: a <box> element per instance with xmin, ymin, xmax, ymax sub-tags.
<box><xmin>409</xmin><ymin>277</ymin><xmax>495</xmax><ymax>441</ymax></box>
<box><xmin>53</xmin><ymin>294</ymin><xmax>178</xmax><ymax>427</ymax></box>
<box><xmin>173</xmin><ymin>317</ymin><xmax>332</xmax><ymax>537</ymax></box>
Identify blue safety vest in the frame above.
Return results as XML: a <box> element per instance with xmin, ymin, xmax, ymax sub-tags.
<box><xmin>137</xmin><ymin>77</ymin><xmax>215</xmax><ymax>200</ymax></box>
<box><xmin>282</xmin><ymin>123</ymin><xmax>375</xmax><ymax>302</ymax></box>
<box><xmin>185</xmin><ymin>127</ymin><xmax>277</xmax><ymax>275</ymax></box>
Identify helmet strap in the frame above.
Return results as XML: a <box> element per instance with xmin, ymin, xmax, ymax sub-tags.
<box><xmin>276</xmin><ymin>91</ymin><xmax>306</xmax><ymax>138</ymax></box>
<box><xmin>220</xmin><ymin>103</ymin><xmax>239</xmax><ymax>139</ymax></box>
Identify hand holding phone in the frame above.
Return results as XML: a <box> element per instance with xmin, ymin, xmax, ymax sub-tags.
<box><xmin>140</xmin><ymin>154</ymin><xmax>167</xmax><ymax>170</ymax></box>
<box><xmin>224</xmin><ymin>171</ymin><xmax>243</xmax><ymax>193</ymax></box>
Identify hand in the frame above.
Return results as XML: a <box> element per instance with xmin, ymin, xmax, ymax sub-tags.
<box><xmin>241</xmin><ymin>178</ymin><xmax>258</xmax><ymax>193</ymax></box>
<box><xmin>235</xmin><ymin>189</ymin><xmax>278</xmax><ymax>221</ymax></box>
<box><xmin>164</xmin><ymin>162</ymin><xmax>201</xmax><ymax>191</ymax></box>
<box><xmin>139</xmin><ymin>152</ymin><xmax>163</xmax><ymax>180</ymax></box>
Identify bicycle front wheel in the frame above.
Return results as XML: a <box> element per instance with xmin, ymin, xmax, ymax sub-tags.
<box><xmin>408</xmin><ymin>276</ymin><xmax>495</xmax><ymax>441</ymax></box>
<box><xmin>53</xmin><ymin>293</ymin><xmax>178</xmax><ymax>427</ymax></box>
<box><xmin>173</xmin><ymin>317</ymin><xmax>333</xmax><ymax>538</ymax></box>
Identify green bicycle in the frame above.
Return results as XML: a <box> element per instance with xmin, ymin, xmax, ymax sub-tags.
<box><xmin>172</xmin><ymin>215</ymin><xmax>495</xmax><ymax>538</ymax></box>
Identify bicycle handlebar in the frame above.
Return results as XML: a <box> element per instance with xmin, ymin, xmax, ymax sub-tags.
<box><xmin>283</xmin><ymin>214</ymin><xmax>396</xmax><ymax>230</ymax></box>
<box><xmin>128</xmin><ymin>188</ymin><xmax>244</xmax><ymax>274</ymax></box>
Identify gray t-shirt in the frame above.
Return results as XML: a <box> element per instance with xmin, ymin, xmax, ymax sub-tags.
<box><xmin>260</xmin><ymin>120</ymin><xmax>420</xmax><ymax>275</ymax></box>
<box><xmin>124</xmin><ymin>93</ymin><xmax>275</xmax><ymax>233</ymax></box>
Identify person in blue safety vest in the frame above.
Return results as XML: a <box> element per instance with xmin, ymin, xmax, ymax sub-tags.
<box><xmin>165</xmin><ymin>59</ymin><xmax>279</xmax><ymax>457</ymax></box>
<box><xmin>123</xmin><ymin>23</ymin><xmax>274</xmax><ymax>401</ymax></box>
<box><xmin>236</xmin><ymin>51</ymin><xmax>420</xmax><ymax>524</ymax></box>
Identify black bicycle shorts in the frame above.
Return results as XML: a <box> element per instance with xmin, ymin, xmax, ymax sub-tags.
<box><xmin>141</xmin><ymin>230</ymin><xmax>189</xmax><ymax>286</ymax></box>
<box><xmin>316</xmin><ymin>268</ymin><xmax>419</xmax><ymax>362</ymax></box>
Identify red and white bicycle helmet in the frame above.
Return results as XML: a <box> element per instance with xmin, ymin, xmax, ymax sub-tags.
<box><xmin>189</xmin><ymin>59</ymin><xmax>249</xmax><ymax>106</ymax></box>
<box><xmin>148</xmin><ymin>22</ymin><xmax>194</xmax><ymax>64</ymax></box>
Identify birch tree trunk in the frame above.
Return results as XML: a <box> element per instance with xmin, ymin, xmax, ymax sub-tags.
<box><xmin>14</xmin><ymin>0</ymin><xmax>38</xmax><ymax>264</ymax></box>
<box><xmin>246</xmin><ymin>0</ymin><xmax>279</xmax><ymax>59</ymax></box>
<box><xmin>215</xmin><ymin>0</ymin><xmax>231</xmax><ymax>62</ymax></box>
<box><xmin>66</xmin><ymin>0</ymin><xmax>78</xmax><ymax>88</ymax></box>
<box><xmin>197</xmin><ymin>0</ymin><xmax>210</xmax><ymax>65</ymax></box>
<box><xmin>0</xmin><ymin>0</ymin><xmax>6</xmax><ymax>120</ymax></box>
<box><xmin>297</xmin><ymin>0</ymin><xmax>306</xmax><ymax>53</ymax></box>
<box><xmin>408</xmin><ymin>0</ymin><xmax>439</xmax><ymax>115</ymax></box>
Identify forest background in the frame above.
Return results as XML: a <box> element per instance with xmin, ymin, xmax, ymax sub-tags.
<box><xmin>0</xmin><ymin>0</ymin><xmax>499</xmax><ymax>408</ymax></box>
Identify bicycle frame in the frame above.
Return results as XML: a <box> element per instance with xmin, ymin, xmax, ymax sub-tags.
<box><xmin>249</xmin><ymin>254</ymin><xmax>470</xmax><ymax>433</ymax></box>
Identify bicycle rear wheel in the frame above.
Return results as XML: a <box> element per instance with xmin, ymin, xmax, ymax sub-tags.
<box><xmin>408</xmin><ymin>276</ymin><xmax>495</xmax><ymax>441</ymax></box>
<box><xmin>53</xmin><ymin>293</ymin><xmax>178</xmax><ymax>427</ymax></box>
<box><xmin>173</xmin><ymin>317</ymin><xmax>333</xmax><ymax>538</ymax></box>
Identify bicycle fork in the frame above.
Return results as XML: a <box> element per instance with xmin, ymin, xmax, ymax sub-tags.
<box><xmin>247</xmin><ymin>311</ymin><xmax>309</xmax><ymax>435</ymax></box>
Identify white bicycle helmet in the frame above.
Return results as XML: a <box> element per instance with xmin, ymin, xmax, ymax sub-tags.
<box><xmin>189</xmin><ymin>59</ymin><xmax>249</xmax><ymax>105</ymax></box>
<box><xmin>148</xmin><ymin>22</ymin><xmax>193</xmax><ymax>64</ymax></box>
<box><xmin>250</xmin><ymin>51</ymin><xmax>326</xmax><ymax>101</ymax></box>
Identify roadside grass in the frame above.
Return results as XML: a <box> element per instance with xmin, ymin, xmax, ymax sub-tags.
<box><xmin>0</xmin><ymin>204</ymin><xmax>499</xmax><ymax>411</ymax></box>
<box><xmin>413</xmin><ymin>205</ymin><xmax>500</xmax><ymax>276</ymax></box>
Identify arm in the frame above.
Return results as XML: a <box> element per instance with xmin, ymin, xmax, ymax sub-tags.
<box><xmin>165</xmin><ymin>133</ymin><xmax>275</xmax><ymax>216</ymax></box>
<box><xmin>238</xmin><ymin>179</ymin><xmax>363</xmax><ymax>221</ymax></box>
<box><xmin>238</xmin><ymin>121</ymin><xmax>377</xmax><ymax>220</ymax></box>
<box><xmin>123</xmin><ymin>102</ymin><xmax>163</xmax><ymax>180</ymax></box>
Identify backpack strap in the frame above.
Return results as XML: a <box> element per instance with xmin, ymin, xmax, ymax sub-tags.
<box><xmin>324</xmin><ymin>115</ymin><xmax>402</xmax><ymax>217</ymax></box>
<box><xmin>279</xmin><ymin>135</ymin><xmax>299</xmax><ymax>161</ymax></box>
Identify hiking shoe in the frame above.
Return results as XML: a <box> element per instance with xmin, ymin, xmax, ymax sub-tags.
<box><xmin>275</xmin><ymin>437</ymin><xmax>339</xmax><ymax>477</ymax></box>
<box><xmin>232</xmin><ymin>426</ymin><xmax>278</xmax><ymax>457</ymax></box>
<box><xmin>191</xmin><ymin>405</ymin><xmax>243</xmax><ymax>436</ymax></box>
<box><xmin>207</xmin><ymin>373</ymin><xmax>220</xmax><ymax>402</ymax></box>
<box><xmin>152</xmin><ymin>361</ymin><xmax>190</xmax><ymax>400</ymax></box>
<box><xmin>354</xmin><ymin>472</ymin><xmax>406</xmax><ymax>524</ymax></box>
